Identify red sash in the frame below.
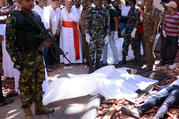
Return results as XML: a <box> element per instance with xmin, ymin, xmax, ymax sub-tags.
<box><xmin>62</xmin><ymin>21</ymin><xmax>80</xmax><ymax>60</ymax></box>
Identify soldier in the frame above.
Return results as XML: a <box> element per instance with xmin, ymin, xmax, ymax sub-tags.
<box><xmin>6</xmin><ymin>0</ymin><xmax>54</xmax><ymax>118</ymax></box>
<box><xmin>120</xmin><ymin>0</ymin><xmax>141</xmax><ymax>65</ymax></box>
<box><xmin>143</xmin><ymin>0</ymin><xmax>161</xmax><ymax>71</ymax></box>
<box><xmin>85</xmin><ymin>0</ymin><xmax>110</xmax><ymax>73</ymax></box>
<box><xmin>80</xmin><ymin>0</ymin><xmax>90</xmax><ymax>65</ymax></box>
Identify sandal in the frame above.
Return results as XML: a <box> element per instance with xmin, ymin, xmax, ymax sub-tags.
<box><xmin>0</xmin><ymin>98</ymin><xmax>14</xmax><ymax>106</ymax></box>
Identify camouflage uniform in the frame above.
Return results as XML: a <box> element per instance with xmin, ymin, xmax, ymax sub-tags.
<box><xmin>6</xmin><ymin>11</ymin><xmax>45</xmax><ymax>109</ymax></box>
<box><xmin>85</xmin><ymin>7</ymin><xmax>110</xmax><ymax>66</ymax></box>
<box><xmin>122</xmin><ymin>6</ymin><xmax>140</xmax><ymax>60</ymax></box>
<box><xmin>143</xmin><ymin>6</ymin><xmax>161</xmax><ymax>68</ymax></box>
<box><xmin>80</xmin><ymin>6</ymin><xmax>90</xmax><ymax>63</ymax></box>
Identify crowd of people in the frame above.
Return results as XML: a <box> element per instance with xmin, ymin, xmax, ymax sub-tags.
<box><xmin>31</xmin><ymin>0</ymin><xmax>179</xmax><ymax>73</ymax></box>
<box><xmin>0</xmin><ymin>0</ymin><xmax>178</xmax><ymax>118</ymax></box>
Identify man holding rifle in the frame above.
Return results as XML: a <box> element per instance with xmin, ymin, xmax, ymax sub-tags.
<box><xmin>6</xmin><ymin>0</ymin><xmax>55</xmax><ymax>118</ymax></box>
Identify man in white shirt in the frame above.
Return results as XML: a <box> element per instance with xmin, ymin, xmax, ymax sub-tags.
<box><xmin>72</xmin><ymin>0</ymin><xmax>82</xmax><ymax>23</ymax></box>
<box><xmin>43</xmin><ymin>0</ymin><xmax>61</xmax><ymax>69</ymax></box>
<box><xmin>120</xmin><ymin>0</ymin><xmax>131</xmax><ymax>35</ymax></box>
<box><xmin>33</xmin><ymin>0</ymin><xmax>47</xmax><ymax>23</ymax></box>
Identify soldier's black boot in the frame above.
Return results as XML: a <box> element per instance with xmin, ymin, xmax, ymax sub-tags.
<box><xmin>95</xmin><ymin>60</ymin><xmax>100</xmax><ymax>70</ymax></box>
<box><xmin>134</xmin><ymin>57</ymin><xmax>140</xmax><ymax>64</ymax></box>
<box><xmin>119</xmin><ymin>56</ymin><xmax>126</xmax><ymax>66</ymax></box>
<box><xmin>88</xmin><ymin>62</ymin><xmax>93</xmax><ymax>74</ymax></box>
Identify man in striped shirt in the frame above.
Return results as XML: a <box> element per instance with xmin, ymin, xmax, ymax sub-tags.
<box><xmin>160</xmin><ymin>1</ymin><xmax>179</xmax><ymax>65</ymax></box>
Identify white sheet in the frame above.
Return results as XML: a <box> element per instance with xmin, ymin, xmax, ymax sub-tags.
<box><xmin>43</xmin><ymin>66</ymin><xmax>157</xmax><ymax>105</ymax></box>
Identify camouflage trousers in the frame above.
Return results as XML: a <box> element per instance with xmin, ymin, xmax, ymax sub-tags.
<box><xmin>81</xmin><ymin>29</ymin><xmax>90</xmax><ymax>63</ymax></box>
<box><xmin>144</xmin><ymin>35</ymin><xmax>155</xmax><ymax>68</ymax></box>
<box><xmin>88</xmin><ymin>38</ymin><xmax>104</xmax><ymax>64</ymax></box>
<box><xmin>122</xmin><ymin>34</ymin><xmax>140</xmax><ymax>58</ymax></box>
<box><xmin>19</xmin><ymin>52</ymin><xmax>45</xmax><ymax>109</ymax></box>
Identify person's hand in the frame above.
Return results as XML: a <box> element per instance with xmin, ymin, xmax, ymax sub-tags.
<box><xmin>85</xmin><ymin>33</ymin><xmax>91</xmax><ymax>44</ymax></box>
<box><xmin>44</xmin><ymin>42</ymin><xmax>51</xmax><ymax>48</ymax></box>
<box><xmin>131</xmin><ymin>28</ymin><xmax>137</xmax><ymax>38</ymax></box>
<box><xmin>56</xmin><ymin>29</ymin><xmax>60</xmax><ymax>36</ymax></box>
<box><xmin>162</xmin><ymin>30</ymin><xmax>167</xmax><ymax>38</ymax></box>
<box><xmin>114</xmin><ymin>31</ymin><xmax>118</xmax><ymax>40</ymax></box>
<box><xmin>149</xmin><ymin>34</ymin><xmax>155</xmax><ymax>42</ymax></box>
<box><xmin>104</xmin><ymin>35</ymin><xmax>110</xmax><ymax>44</ymax></box>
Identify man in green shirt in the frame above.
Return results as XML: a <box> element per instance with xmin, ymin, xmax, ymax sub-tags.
<box><xmin>102</xmin><ymin>0</ymin><xmax>119</xmax><ymax>66</ymax></box>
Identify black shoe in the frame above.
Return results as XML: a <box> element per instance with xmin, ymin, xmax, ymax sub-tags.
<box><xmin>121</xmin><ymin>106</ymin><xmax>141</xmax><ymax>119</ymax></box>
<box><xmin>88</xmin><ymin>68</ymin><xmax>93</xmax><ymax>74</ymax></box>
<box><xmin>119</xmin><ymin>60</ymin><xmax>126</xmax><ymax>66</ymax></box>
<box><xmin>114</xmin><ymin>64</ymin><xmax>119</xmax><ymax>68</ymax></box>
<box><xmin>88</xmin><ymin>63</ymin><xmax>93</xmax><ymax>74</ymax></box>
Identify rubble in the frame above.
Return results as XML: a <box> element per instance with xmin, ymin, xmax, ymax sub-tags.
<box><xmin>97</xmin><ymin>52</ymin><xmax>179</xmax><ymax>119</ymax></box>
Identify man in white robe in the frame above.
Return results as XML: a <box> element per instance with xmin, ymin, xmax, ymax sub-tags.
<box><xmin>60</xmin><ymin>0</ymin><xmax>82</xmax><ymax>64</ymax></box>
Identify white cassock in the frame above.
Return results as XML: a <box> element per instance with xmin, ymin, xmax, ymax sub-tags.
<box><xmin>60</xmin><ymin>8</ymin><xmax>83</xmax><ymax>64</ymax></box>
<box><xmin>0</xmin><ymin>15</ymin><xmax>20</xmax><ymax>94</ymax></box>
<box><xmin>33</xmin><ymin>5</ymin><xmax>49</xmax><ymax>92</ymax></box>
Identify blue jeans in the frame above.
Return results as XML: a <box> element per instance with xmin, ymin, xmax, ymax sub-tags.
<box><xmin>138</xmin><ymin>85</ymin><xmax>179</xmax><ymax>118</ymax></box>
<box><xmin>160</xmin><ymin>36</ymin><xmax>178</xmax><ymax>65</ymax></box>
<box><xmin>102</xmin><ymin>31</ymin><xmax>118</xmax><ymax>64</ymax></box>
<box><xmin>120</xmin><ymin>22</ymin><xmax>127</xmax><ymax>34</ymax></box>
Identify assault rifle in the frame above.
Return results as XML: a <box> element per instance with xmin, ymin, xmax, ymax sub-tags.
<box><xmin>26</xmin><ymin>13</ymin><xmax>71</xmax><ymax>64</ymax></box>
